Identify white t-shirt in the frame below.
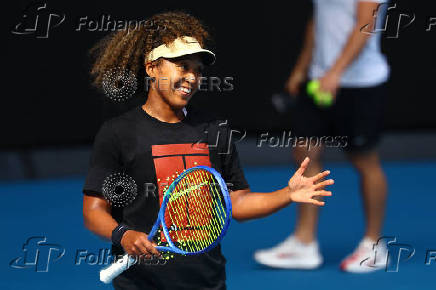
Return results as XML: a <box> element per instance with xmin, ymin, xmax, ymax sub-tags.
<box><xmin>309</xmin><ymin>0</ymin><xmax>390</xmax><ymax>88</ymax></box>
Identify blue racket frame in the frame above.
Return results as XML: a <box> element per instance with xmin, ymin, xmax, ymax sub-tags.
<box><xmin>147</xmin><ymin>166</ymin><xmax>232</xmax><ymax>255</ymax></box>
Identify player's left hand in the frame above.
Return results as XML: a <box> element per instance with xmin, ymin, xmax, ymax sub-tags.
<box><xmin>319</xmin><ymin>70</ymin><xmax>341</xmax><ymax>100</ymax></box>
<box><xmin>288</xmin><ymin>157</ymin><xmax>334</xmax><ymax>206</ymax></box>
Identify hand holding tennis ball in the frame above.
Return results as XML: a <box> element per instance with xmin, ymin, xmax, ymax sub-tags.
<box><xmin>287</xmin><ymin>157</ymin><xmax>334</xmax><ymax>206</ymax></box>
<box><xmin>306</xmin><ymin>80</ymin><xmax>334</xmax><ymax>107</ymax></box>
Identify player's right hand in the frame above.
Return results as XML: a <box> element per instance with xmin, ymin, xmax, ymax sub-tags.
<box><xmin>121</xmin><ymin>230</ymin><xmax>161</xmax><ymax>258</ymax></box>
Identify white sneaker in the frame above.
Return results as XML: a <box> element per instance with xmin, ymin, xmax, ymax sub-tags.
<box><xmin>340</xmin><ymin>237</ymin><xmax>388</xmax><ymax>273</ymax></box>
<box><xmin>254</xmin><ymin>235</ymin><xmax>323</xmax><ymax>269</ymax></box>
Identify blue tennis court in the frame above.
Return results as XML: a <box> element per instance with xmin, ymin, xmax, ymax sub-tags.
<box><xmin>1</xmin><ymin>162</ymin><xmax>435</xmax><ymax>290</ymax></box>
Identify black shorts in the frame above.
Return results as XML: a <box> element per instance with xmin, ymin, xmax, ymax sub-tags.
<box><xmin>290</xmin><ymin>81</ymin><xmax>387</xmax><ymax>153</ymax></box>
<box><xmin>112</xmin><ymin>265</ymin><xmax>227</xmax><ymax>290</ymax></box>
<box><xmin>112</xmin><ymin>251</ymin><xmax>227</xmax><ymax>290</ymax></box>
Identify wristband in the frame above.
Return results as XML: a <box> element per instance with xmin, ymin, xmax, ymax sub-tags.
<box><xmin>111</xmin><ymin>224</ymin><xmax>132</xmax><ymax>247</ymax></box>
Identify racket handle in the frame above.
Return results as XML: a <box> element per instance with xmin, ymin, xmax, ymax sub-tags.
<box><xmin>99</xmin><ymin>254</ymin><xmax>136</xmax><ymax>284</ymax></box>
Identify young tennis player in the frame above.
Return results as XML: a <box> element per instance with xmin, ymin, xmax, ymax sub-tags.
<box><xmin>82</xmin><ymin>11</ymin><xmax>333</xmax><ymax>289</ymax></box>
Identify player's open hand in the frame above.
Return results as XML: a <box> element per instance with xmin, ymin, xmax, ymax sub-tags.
<box><xmin>121</xmin><ymin>230</ymin><xmax>161</xmax><ymax>259</ymax></box>
<box><xmin>287</xmin><ymin>157</ymin><xmax>334</xmax><ymax>206</ymax></box>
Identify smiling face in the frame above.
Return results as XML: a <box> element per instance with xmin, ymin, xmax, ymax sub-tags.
<box><xmin>146</xmin><ymin>54</ymin><xmax>204</xmax><ymax>109</ymax></box>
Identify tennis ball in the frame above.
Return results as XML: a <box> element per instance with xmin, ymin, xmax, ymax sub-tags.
<box><xmin>306</xmin><ymin>80</ymin><xmax>333</xmax><ymax>108</ymax></box>
<box><xmin>314</xmin><ymin>91</ymin><xmax>333</xmax><ymax>107</ymax></box>
<box><xmin>306</xmin><ymin>79</ymin><xmax>320</xmax><ymax>96</ymax></box>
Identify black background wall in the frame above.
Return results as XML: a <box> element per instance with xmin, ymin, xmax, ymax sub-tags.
<box><xmin>4</xmin><ymin>0</ymin><xmax>436</xmax><ymax>149</ymax></box>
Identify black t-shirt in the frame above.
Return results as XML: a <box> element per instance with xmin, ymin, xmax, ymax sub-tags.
<box><xmin>83</xmin><ymin>106</ymin><xmax>249</xmax><ymax>289</ymax></box>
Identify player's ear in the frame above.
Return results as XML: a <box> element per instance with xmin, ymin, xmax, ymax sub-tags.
<box><xmin>145</xmin><ymin>60</ymin><xmax>160</xmax><ymax>78</ymax></box>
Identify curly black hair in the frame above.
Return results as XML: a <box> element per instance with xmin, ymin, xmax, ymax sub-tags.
<box><xmin>89</xmin><ymin>11</ymin><xmax>211</xmax><ymax>89</ymax></box>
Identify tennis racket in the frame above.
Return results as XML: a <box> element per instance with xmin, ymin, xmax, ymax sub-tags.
<box><xmin>100</xmin><ymin>166</ymin><xmax>232</xmax><ymax>283</ymax></box>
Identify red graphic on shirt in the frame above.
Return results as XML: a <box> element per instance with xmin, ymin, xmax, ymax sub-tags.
<box><xmin>152</xmin><ymin>143</ymin><xmax>212</xmax><ymax>243</ymax></box>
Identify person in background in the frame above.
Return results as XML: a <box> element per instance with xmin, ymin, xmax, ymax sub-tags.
<box><xmin>254</xmin><ymin>0</ymin><xmax>390</xmax><ymax>273</ymax></box>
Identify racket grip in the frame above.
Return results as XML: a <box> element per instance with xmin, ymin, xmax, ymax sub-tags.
<box><xmin>99</xmin><ymin>254</ymin><xmax>136</xmax><ymax>284</ymax></box>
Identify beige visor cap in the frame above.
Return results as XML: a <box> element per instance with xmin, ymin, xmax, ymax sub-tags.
<box><xmin>145</xmin><ymin>36</ymin><xmax>215</xmax><ymax>65</ymax></box>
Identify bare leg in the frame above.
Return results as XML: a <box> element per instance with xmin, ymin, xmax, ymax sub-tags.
<box><xmin>292</xmin><ymin>145</ymin><xmax>324</xmax><ymax>244</ymax></box>
<box><xmin>347</xmin><ymin>151</ymin><xmax>387</xmax><ymax>241</ymax></box>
